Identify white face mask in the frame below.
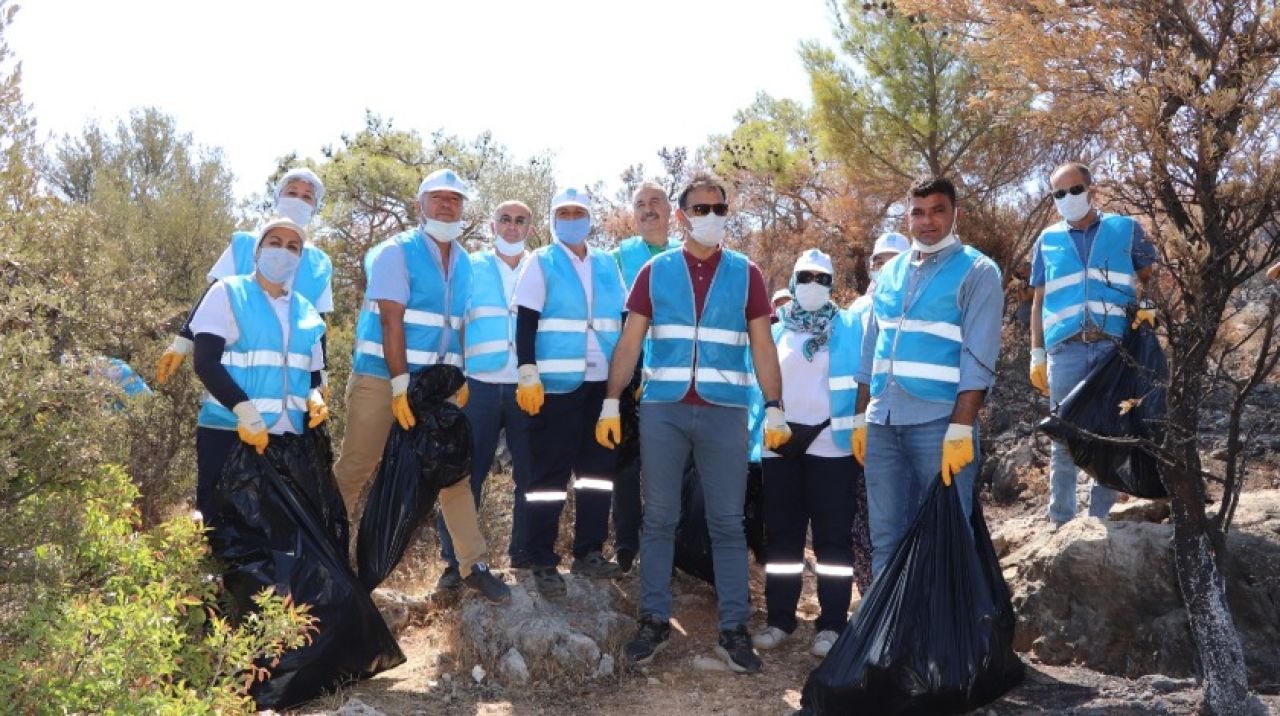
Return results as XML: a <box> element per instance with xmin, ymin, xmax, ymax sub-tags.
<box><xmin>793</xmin><ymin>283</ymin><xmax>831</xmax><ymax>312</ymax></box>
<box><xmin>687</xmin><ymin>214</ymin><xmax>727</xmax><ymax>246</ymax></box>
<box><xmin>423</xmin><ymin>218</ymin><xmax>464</xmax><ymax>244</ymax></box>
<box><xmin>495</xmin><ymin>238</ymin><xmax>526</xmax><ymax>257</ymax></box>
<box><xmin>913</xmin><ymin>214</ymin><xmax>958</xmax><ymax>255</ymax></box>
<box><xmin>275</xmin><ymin>197</ymin><xmax>314</xmax><ymax>227</ymax></box>
<box><xmin>1054</xmin><ymin>191</ymin><xmax>1092</xmax><ymax>223</ymax></box>
<box><xmin>869</xmin><ymin>269</ymin><xmax>881</xmax><ymax>284</ymax></box>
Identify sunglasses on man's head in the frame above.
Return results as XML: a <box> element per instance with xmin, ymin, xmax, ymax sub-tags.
<box><xmin>795</xmin><ymin>271</ymin><xmax>832</xmax><ymax>287</ymax></box>
<box><xmin>1051</xmin><ymin>184</ymin><xmax>1087</xmax><ymax>200</ymax></box>
<box><xmin>688</xmin><ymin>203</ymin><xmax>729</xmax><ymax>217</ymax></box>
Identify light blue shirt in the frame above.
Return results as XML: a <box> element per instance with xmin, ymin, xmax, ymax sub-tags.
<box><xmin>856</xmin><ymin>241</ymin><xmax>1003</xmax><ymax>426</ymax></box>
<box><xmin>367</xmin><ymin>233</ymin><xmax>460</xmax><ymax>305</ymax></box>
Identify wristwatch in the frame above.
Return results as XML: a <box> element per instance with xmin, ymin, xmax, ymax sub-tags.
<box><xmin>764</xmin><ymin>400</ymin><xmax>782</xmax><ymax>409</ymax></box>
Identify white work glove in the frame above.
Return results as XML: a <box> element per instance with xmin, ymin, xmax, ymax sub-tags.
<box><xmin>232</xmin><ymin>401</ymin><xmax>269</xmax><ymax>454</ymax></box>
<box><xmin>763</xmin><ymin>406</ymin><xmax>792</xmax><ymax>451</ymax></box>
<box><xmin>516</xmin><ymin>364</ymin><xmax>545</xmax><ymax>415</ymax></box>
<box><xmin>169</xmin><ymin>335</ymin><xmax>194</xmax><ymax>355</ymax></box>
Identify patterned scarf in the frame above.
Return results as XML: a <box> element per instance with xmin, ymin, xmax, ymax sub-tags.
<box><xmin>781</xmin><ymin>299</ymin><xmax>839</xmax><ymax>361</ymax></box>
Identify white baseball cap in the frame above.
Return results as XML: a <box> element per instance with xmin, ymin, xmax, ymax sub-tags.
<box><xmin>257</xmin><ymin>215</ymin><xmax>308</xmax><ymax>249</ymax></box>
<box><xmin>771</xmin><ymin>288</ymin><xmax>793</xmax><ymax>305</ymax></box>
<box><xmin>417</xmin><ymin>168</ymin><xmax>475</xmax><ymax>202</ymax></box>
<box><xmin>793</xmin><ymin>248</ymin><xmax>834</xmax><ymax>275</ymax></box>
<box><xmin>274</xmin><ymin>167</ymin><xmax>325</xmax><ymax>207</ymax></box>
<box><xmin>551</xmin><ymin>185</ymin><xmax>592</xmax><ymax>213</ymax></box>
<box><xmin>872</xmin><ymin>231</ymin><xmax>910</xmax><ymax>257</ymax></box>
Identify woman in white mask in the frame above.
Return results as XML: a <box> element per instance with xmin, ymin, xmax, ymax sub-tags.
<box><xmin>188</xmin><ymin>217</ymin><xmax>329</xmax><ymax>519</ymax></box>
<box><xmin>749</xmin><ymin>249</ymin><xmax>872</xmax><ymax>659</ymax></box>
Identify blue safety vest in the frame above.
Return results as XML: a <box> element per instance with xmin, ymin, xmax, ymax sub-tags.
<box><xmin>644</xmin><ymin>249</ymin><xmax>752</xmax><ymax>407</ymax></box>
<box><xmin>616</xmin><ymin>235</ymin><xmax>681</xmax><ymax>290</ymax></box>
<box><xmin>746</xmin><ymin>309</ymin><xmax>862</xmax><ymax>459</ymax></box>
<box><xmin>465</xmin><ymin>251</ymin><xmax>519</xmax><ymax>375</ymax></box>
<box><xmin>1039</xmin><ymin>214</ymin><xmax>1138</xmax><ymax>349</ymax></box>
<box><xmin>197</xmin><ymin>275</ymin><xmax>324</xmax><ymax>432</ymax></box>
<box><xmin>352</xmin><ymin>229</ymin><xmax>470</xmax><ymax>379</ymax></box>
<box><xmin>229</xmin><ymin>231</ymin><xmax>333</xmax><ymax>310</ymax></box>
<box><xmin>533</xmin><ymin>244</ymin><xmax>626</xmax><ymax>393</ymax></box>
<box><xmin>870</xmin><ymin>246</ymin><xmax>986</xmax><ymax>404</ymax></box>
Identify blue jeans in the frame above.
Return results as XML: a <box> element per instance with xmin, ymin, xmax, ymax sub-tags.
<box><xmin>438</xmin><ymin>378</ymin><xmax>534</xmax><ymax>567</ymax></box>
<box><xmin>1047</xmin><ymin>339</ymin><xmax>1119</xmax><ymax>524</ymax></box>
<box><xmin>864</xmin><ymin>416</ymin><xmax>979</xmax><ymax>579</ymax></box>
<box><xmin>638</xmin><ymin>401</ymin><xmax>750</xmax><ymax>631</ymax></box>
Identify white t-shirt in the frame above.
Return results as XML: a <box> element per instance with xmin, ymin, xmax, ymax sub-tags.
<box><xmin>761</xmin><ymin>328</ymin><xmax>849</xmax><ymax>459</ymax></box>
<box><xmin>469</xmin><ymin>252</ymin><xmax>526</xmax><ymax>384</ymax></box>
<box><xmin>513</xmin><ymin>243</ymin><xmax>611</xmax><ymax>382</ymax></box>
<box><xmin>190</xmin><ymin>279</ymin><xmax>326</xmax><ymax>435</ymax></box>
<box><xmin>208</xmin><ymin>243</ymin><xmax>334</xmax><ymax>313</ymax></box>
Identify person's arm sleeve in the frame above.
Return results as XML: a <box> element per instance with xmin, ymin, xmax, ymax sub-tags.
<box><xmin>624</xmin><ymin>264</ymin><xmax>654</xmax><ymax>318</ymax></box>
<box><xmin>1130</xmin><ymin>222</ymin><xmax>1157</xmax><ymax>271</ymax></box>
<box><xmin>957</xmin><ymin>260</ymin><xmax>1005</xmax><ymax>392</ymax></box>
<box><xmin>1029</xmin><ymin>239</ymin><xmax>1046</xmax><ymax>288</ymax></box>
<box><xmin>193</xmin><ymin>333</ymin><xmax>249</xmax><ymax>408</ymax></box>
<box><xmin>855</xmin><ymin>312</ymin><xmax>878</xmax><ymax>385</ymax></box>
<box><xmin>188</xmin><ymin>282</ymin><xmax>237</xmax><ymax>343</ymax></box>
<box><xmin>744</xmin><ymin>262</ymin><xmax>773</xmax><ymax>321</ymax></box>
<box><xmin>178</xmin><ymin>280</ymin><xmax>219</xmax><ymax>341</ymax></box>
<box><xmin>206</xmin><ymin>245</ymin><xmax>237</xmax><ymax>283</ymax></box>
<box><xmin>314</xmin><ymin>283</ymin><xmax>334</xmax><ymax>313</ymax></box>
<box><xmin>516</xmin><ymin>306</ymin><xmax>540</xmax><ymax>366</ymax></box>
<box><xmin>366</xmin><ymin>244</ymin><xmax>410</xmax><ymax>305</ymax></box>
<box><xmin>318</xmin><ymin>329</ymin><xmax>328</xmax><ymax>371</ymax></box>
<box><xmin>512</xmin><ymin>256</ymin><xmax>547</xmax><ymax>312</ymax></box>
<box><xmin>311</xmin><ymin>370</ymin><xmax>323</xmax><ymax>389</ymax></box>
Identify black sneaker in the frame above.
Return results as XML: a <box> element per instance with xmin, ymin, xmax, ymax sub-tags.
<box><xmin>715</xmin><ymin>624</ymin><xmax>762</xmax><ymax>674</ymax></box>
<box><xmin>570</xmin><ymin>550</ymin><xmax>621</xmax><ymax>579</ymax></box>
<box><xmin>463</xmin><ymin>563</ymin><xmax>511</xmax><ymax>604</ymax></box>
<box><xmin>509</xmin><ymin>555</ymin><xmax>532</xmax><ymax>570</ymax></box>
<box><xmin>436</xmin><ymin>565</ymin><xmax>462</xmax><ymax>590</ymax></box>
<box><xmin>532</xmin><ymin>566</ymin><xmax>566</xmax><ymax>598</ymax></box>
<box><xmin>623</xmin><ymin>615</ymin><xmax>671</xmax><ymax>666</ymax></box>
<box><xmin>616</xmin><ymin>548</ymin><xmax>636</xmax><ymax>574</ymax></box>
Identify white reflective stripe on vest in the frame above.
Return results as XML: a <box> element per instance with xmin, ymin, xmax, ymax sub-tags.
<box><xmin>1041</xmin><ymin>303</ymin><xmax>1085</xmax><ymax>331</ymax></box>
<box><xmin>1086</xmin><ymin>300</ymin><xmax>1128</xmax><ymax>318</ymax></box>
<box><xmin>1088</xmin><ymin>267</ymin><xmax>1134</xmax><ymax>287</ymax></box>
<box><xmin>537</xmin><ymin>358</ymin><xmax>586</xmax><ymax>374</ymax></box>
<box><xmin>221</xmin><ymin>350</ymin><xmax>285</xmax><ymax>368</ymax></box>
<box><xmin>830</xmin><ymin>415</ymin><xmax>858</xmax><ymax>430</ymax></box>
<box><xmin>694</xmin><ymin>367</ymin><xmax>751</xmax><ymax>386</ymax></box>
<box><xmin>591</xmin><ymin>318</ymin><xmax>622</xmax><ymax>332</ymax></box>
<box><xmin>356</xmin><ymin>340</ymin><xmax>461</xmax><ymax>368</ymax></box>
<box><xmin>644</xmin><ymin>366</ymin><xmax>692</xmax><ymax>382</ymax></box>
<box><xmin>764</xmin><ymin>563</ymin><xmax>805</xmax><ymax>575</ymax></box>
<box><xmin>539</xmin><ymin>318</ymin><xmax>588</xmax><ymax>332</ymax></box>
<box><xmin>286</xmin><ymin>352</ymin><xmax>312</xmax><ymax>370</ymax></box>
<box><xmin>573</xmin><ymin>477</ymin><xmax>613</xmax><ymax>492</ymax></box>
<box><xmin>465</xmin><ymin>339</ymin><xmax>510</xmax><ymax>358</ymax></box>
<box><xmin>649</xmin><ymin>324</ymin><xmax>747</xmax><ymax>346</ymax></box>
<box><xmin>525</xmin><ymin>491</ymin><xmax>568</xmax><ymax>502</ymax></box>
<box><xmin>829</xmin><ymin>376</ymin><xmax>859</xmax><ymax>391</ymax></box>
<box><xmin>872</xmin><ymin>358</ymin><xmax>960</xmax><ymax>384</ymax></box>
<box><xmin>650</xmin><ymin>324</ymin><xmax>696</xmax><ymax>340</ymax></box>
<box><xmin>814</xmin><ymin>563</ymin><xmax>855</xmax><ymax>577</ymax></box>
<box><xmin>469</xmin><ymin>306</ymin><xmax>511</xmax><ymax>320</ymax></box>
<box><xmin>286</xmin><ymin>395</ymin><xmax>309</xmax><ymax>412</ymax></box>
<box><xmin>880</xmin><ymin>318</ymin><xmax>963</xmax><ymax>343</ymax></box>
<box><xmin>368</xmin><ymin>301</ymin><xmax>461</xmax><ymax>330</ymax></box>
<box><xmin>1043</xmin><ymin>269</ymin><xmax>1086</xmax><ymax>296</ymax></box>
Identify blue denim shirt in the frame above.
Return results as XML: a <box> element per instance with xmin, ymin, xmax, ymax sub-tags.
<box><xmin>856</xmin><ymin>241</ymin><xmax>1004</xmax><ymax>426</ymax></box>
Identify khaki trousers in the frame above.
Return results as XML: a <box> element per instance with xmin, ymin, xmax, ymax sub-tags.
<box><xmin>334</xmin><ymin>372</ymin><xmax>488</xmax><ymax>576</ymax></box>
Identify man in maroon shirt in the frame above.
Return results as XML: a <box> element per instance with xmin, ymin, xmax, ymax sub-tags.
<box><xmin>594</xmin><ymin>175</ymin><xmax>789</xmax><ymax>674</ymax></box>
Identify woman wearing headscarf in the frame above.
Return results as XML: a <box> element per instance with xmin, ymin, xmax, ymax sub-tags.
<box><xmin>188</xmin><ymin>216</ymin><xmax>329</xmax><ymax>518</ymax></box>
<box><xmin>749</xmin><ymin>249</ymin><xmax>871</xmax><ymax>658</ymax></box>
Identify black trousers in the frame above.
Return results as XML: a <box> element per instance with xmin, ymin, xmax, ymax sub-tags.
<box><xmin>761</xmin><ymin>454</ymin><xmax>859</xmax><ymax>633</ymax></box>
<box><xmin>524</xmin><ymin>381</ymin><xmax>617</xmax><ymax>567</ymax></box>
<box><xmin>196</xmin><ymin>426</ymin><xmax>240</xmax><ymax>518</ymax></box>
<box><xmin>612</xmin><ymin>459</ymin><xmax>642</xmax><ymax>555</ymax></box>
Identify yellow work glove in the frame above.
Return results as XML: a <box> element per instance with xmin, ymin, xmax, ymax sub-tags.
<box><xmin>1030</xmin><ymin>348</ymin><xmax>1049</xmax><ymax>397</ymax></box>
<box><xmin>448</xmin><ymin>381</ymin><xmax>470</xmax><ymax>409</ymax></box>
<box><xmin>516</xmin><ymin>364</ymin><xmax>544</xmax><ymax>416</ymax></box>
<box><xmin>390</xmin><ymin>373</ymin><xmax>416</xmax><ymax>431</ymax></box>
<box><xmin>155</xmin><ymin>335</ymin><xmax>192</xmax><ymax>385</ymax></box>
<box><xmin>940</xmin><ymin>423</ymin><xmax>975</xmax><ymax>487</ymax></box>
<box><xmin>232</xmin><ymin>401</ymin><xmax>269</xmax><ymax>455</ymax></box>
<box><xmin>595</xmin><ymin>398</ymin><xmax>621</xmax><ymax>449</ymax></box>
<box><xmin>850</xmin><ymin>413</ymin><xmax>868</xmax><ymax>466</ymax></box>
<box><xmin>1132</xmin><ymin>307</ymin><xmax>1157</xmax><ymax>330</ymax></box>
<box><xmin>763</xmin><ymin>406</ymin><xmax>792</xmax><ymax>451</ymax></box>
<box><xmin>306</xmin><ymin>388</ymin><xmax>329</xmax><ymax>429</ymax></box>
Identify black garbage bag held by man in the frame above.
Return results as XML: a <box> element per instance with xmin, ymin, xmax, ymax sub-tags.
<box><xmin>357</xmin><ymin>364</ymin><xmax>472</xmax><ymax>590</ymax></box>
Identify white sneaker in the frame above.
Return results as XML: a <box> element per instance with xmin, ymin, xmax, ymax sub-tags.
<box><xmin>811</xmin><ymin>630</ymin><xmax>839</xmax><ymax>657</ymax></box>
<box><xmin>751</xmin><ymin>626</ymin><xmax>788</xmax><ymax>650</ymax></box>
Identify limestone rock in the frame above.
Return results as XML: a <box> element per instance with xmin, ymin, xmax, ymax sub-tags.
<box><xmin>332</xmin><ymin>697</ymin><xmax>386</xmax><ymax>716</ymax></box>
<box><xmin>1109</xmin><ymin>498</ymin><xmax>1172</xmax><ymax>524</ymax></box>
<box><xmin>370</xmin><ymin>588</ymin><xmax>430</xmax><ymax>636</ymax></box>
<box><xmin>497</xmin><ymin>648</ymin><xmax>530</xmax><ymax>685</ymax></box>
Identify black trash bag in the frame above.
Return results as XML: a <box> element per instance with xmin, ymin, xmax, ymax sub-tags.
<box><xmin>356</xmin><ymin>365</ymin><xmax>472</xmax><ymax>591</ymax></box>
<box><xmin>1037</xmin><ymin>324</ymin><xmax>1168</xmax><ymax>498</ymax></box>
<box><xmin>673</xmin><ymin>461</ymin><xmax>768</xmax><ymax>585</ymax></box>
<box><xmin>297</xmin><ymin>424</ymin><xmax>349</xmax><ymax>554</ymax></box>
<box><xmin>616</xmin><ymin>370</ymin><xmax>642</xmax><ymax>471</ymax></box>
<box><xmin>800</xmin><ymin>479</ymin><xmax>1024</xmax><ymax>715</ymax></box>
<box><xmin>208</xmin><ymin>435</ymin><xmax>405</xmax><ymax>711</ymax></box>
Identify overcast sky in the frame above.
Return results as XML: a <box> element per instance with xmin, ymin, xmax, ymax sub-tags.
<box><xmin>11</xmin><ymin>0</ymin><xmax>832</xmax><ymax>201</ymax></box>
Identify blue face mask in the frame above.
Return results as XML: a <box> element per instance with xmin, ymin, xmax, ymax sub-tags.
<box><xmin>256</xmin><ymin>247</ymin><xmax>301</xmax><ymax>284</ymax></box>
<box><xmin>554</xmin><ymin>217</ymin><xmax>591</xmax><ymax>246</ymax></box>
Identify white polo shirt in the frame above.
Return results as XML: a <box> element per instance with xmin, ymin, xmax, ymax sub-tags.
<box><xmin>513</xmin><ymin>242</ymin><xmax>611</xmax><ymax>382</ymax></box>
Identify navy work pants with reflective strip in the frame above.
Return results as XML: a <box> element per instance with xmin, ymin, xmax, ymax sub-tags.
<box><xmin>524</xmin><ymin>380</ymin><xmax>617</xmax><ymax>568</ymax></box>
<box><xmin>761</xmin><ymin>453</ymin><xmax>860</xmax><ymax>633</ymax></box>
<box><xmin>196</xmin><ymin>426</ymin><xmax>239</xmax><ymax>518</ymax></box>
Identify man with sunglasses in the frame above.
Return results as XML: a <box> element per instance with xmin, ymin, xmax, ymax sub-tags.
<box><xmin>607</xmin><ymin>182</ymin><xmax>684</xmax><ymax>573</ymax></box>
<box><xmin>434</xmin><ymin>200</ymin><xmax>537</xmax><ymax>591</ymax></box>
<box><xmin>850</xmin><ymin>176</ymin><xmax>1004</xmax><ymax>578</ymax></box>
<box><xmin>1030</xmin><ymin>162</ymin><xmax>1156</xmax><ymax>528</ymax></box>
<box><xmin>598</xmin><ymin>174</ymin><xmax>786</xmax><ymax>674</ymax></box>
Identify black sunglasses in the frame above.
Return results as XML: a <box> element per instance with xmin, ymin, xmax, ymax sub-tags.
<box><xmin>688</xmin><ymin>203</ymin><xmax>729</xmax><ymax>217</ymax></box>
<box><xmin>795</xmin><ymin>271</ymin><xmax>832</xmax><ymax>287</ymax></box>
<box><xmin>1051</xmin><ymin>184</ymin><xmax>1087</xmax><ymax>200</ymax></box>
